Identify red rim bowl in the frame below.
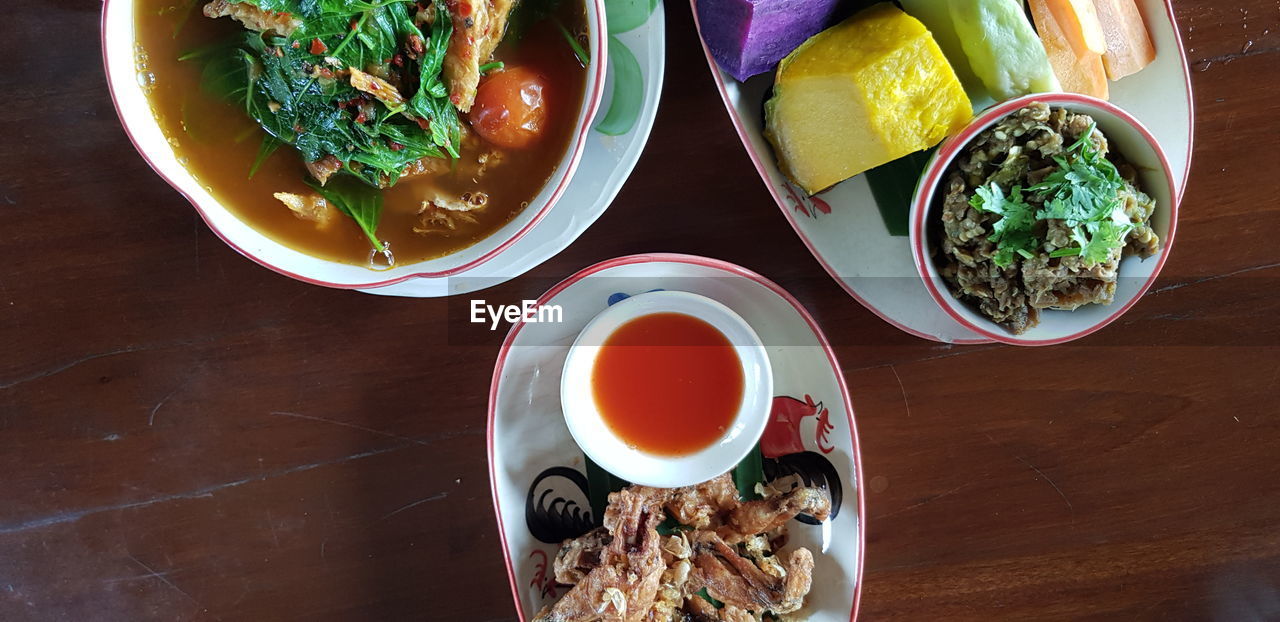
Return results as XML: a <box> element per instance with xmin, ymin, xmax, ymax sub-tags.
<box><xmin>909</xmin><ymin>93</ymin><xmax>1180</xmax><ymax>346</ymax></box>
<box><xmin>102</xmin><ymin>0</ymin><xmax>608</xmax><ymax>290</ymax></box>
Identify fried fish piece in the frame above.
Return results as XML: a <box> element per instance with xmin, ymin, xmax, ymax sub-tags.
<box><xmin>414</xmin><ymin>192</ymin><xmax>489</xmax><ymax>234</ymax></box>
<box><xmin>548</xmin><ymin>524</ymin><xmax>692</xmax><ymax>621</ymax></box>
<box><xmin>534</xmin><ymin>488</ymin><xmax>668</xmax><ymax>622</ymax></box>
<box><xmin>680</xmin><ymin>594</ymin><xmax>758</xmax><ymax>622</ymax></box>
<box><xmin>719</xmin><ymin>486</ymin><xmax>830</xmax><ymax>544</ymax></box>
<box><xmin>553</xmin><ymin>527</ymin><xmax>612</xmax><ymax>585</ymax></box>
<box><xmin>304</xmin><ymin>155</ymin><xmax>343</xmax><ymax>186</ymax></box>
<box><xmin>442</xmin><ymin>0</ymin><xmax>517</xmax><ymax>112</ymax></box>
<box><xmin>349</xmin><ymin>68</ymin><xmax>408</xmax><ymax>110</ymax></box>
<box><xmin>681</xmin><ymin>596</ymin><xmax>720</xmax><ymax>621</ymax></box>
<box><xmin>202</xmin><ymin>0</ymin><xmax>301</xmax><ymax>35</ymax></box>
<box><xmin>646</xmin><ymin>558</ymin><xmax>692</xmax><ymax>621</ymax></box>
<box><xmin>688</xmin><ymin>531</ymin><xmax>815</xmax><ymax>615</ymax></box>
<box><xmin>539</xmin><ymin>480</ymin><xmax>829</xmax><ymax>621</ymax></box>
<box><xmin>665</xmin><ymin>473</ymin><xmax>741</xmax><ymax>530</ymax></box>
<box><xmin>272</xmin><ymin>192</ymin><xmax>333</xmax><ymax>226</ymax></box>
<box><xmin>400</xmin><ymin>154</ymin><xmax>452</xmax><ymax>181</ymax></box>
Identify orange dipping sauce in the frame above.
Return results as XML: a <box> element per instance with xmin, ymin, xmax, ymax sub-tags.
<box><xmin>591</xmin><ymin>313</ymin><xmax>746</xmax><ymax>457</ymax></box>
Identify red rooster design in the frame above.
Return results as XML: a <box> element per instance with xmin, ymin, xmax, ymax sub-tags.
<box><xmin>529</xmin><ymin>549</ymin><xmax>559</xmax><ymax>599</ymax></box>
<box><xmin>782</xmin><ymin>183</ymin><xmax>832</xmax><ymax>219</ymax></box>
<box><xmin>760</xmin><ymin>395</ymin><xmax>835</xmax><ymax>458</ymax></box>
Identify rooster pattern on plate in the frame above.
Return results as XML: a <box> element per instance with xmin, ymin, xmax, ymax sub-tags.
<box><xmin>782</xmin><ymin>182</ymin><xmax>833</xmax><ymax>219</ymax></box>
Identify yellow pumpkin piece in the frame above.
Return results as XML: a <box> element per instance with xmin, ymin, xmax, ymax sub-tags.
<box><xmin>1030</xmin><ymin>0</ymin><xmax>1109</xmax><ymax>99</ymax></box>
<box><xmin>899</xmin><ymin>0</ymin><xmax>987</xmax><ymax>101</ymax></box>
<box><xmin>764</xmin><ymin>3</ymin><xmax>973</xmax><ymax>195</ymax></box>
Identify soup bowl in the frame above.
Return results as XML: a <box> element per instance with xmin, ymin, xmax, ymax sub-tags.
<box><xmin>910</xmin><ymin>93</ymin><xmax>1179</xmax><ymax>346</ymax></box>
<box><xmin>560</xmin><ymin>290</ymin><xmax>773</xmax><ymax>488</ymax></box>
<box><xmin>102</xmin><ymin>0</ymin><xmax>607</xmax><ymax>289</ymax></box>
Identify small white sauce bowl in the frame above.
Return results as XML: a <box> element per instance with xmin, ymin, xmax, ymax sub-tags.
<box><xmin>560</xmin><ymin>291</ymin><xmax>773</xmax><ymax>488</ymax></box>
<box><xmin>910</xmin><ymin>93</ymin><xmax>1179</xmax><ymax>346</ymax></box>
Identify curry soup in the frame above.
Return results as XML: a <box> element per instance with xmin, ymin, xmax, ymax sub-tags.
<box><xmin>135</xmin><ymin>0</ymin><xmax>588</xmax><ymax>268</ymax></box>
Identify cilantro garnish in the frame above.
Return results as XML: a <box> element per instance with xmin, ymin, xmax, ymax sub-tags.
<box><xmin>968</xmin><ymin>123</ymin><xmax>1136</xmax><ymax>268</ymax></box>
<box><xmin>969</xmin><ymin>183</ymin><xmax>1038</xmax><ymax>268</ymax></box>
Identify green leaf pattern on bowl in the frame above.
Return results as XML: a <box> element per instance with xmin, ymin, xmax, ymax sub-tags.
<box><xmin>594</xmin><ymin>0</ymin><xmax>657</xmax><ymax>136</ymax></box>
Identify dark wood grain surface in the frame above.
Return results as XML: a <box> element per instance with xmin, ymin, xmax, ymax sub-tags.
<box><xmin>2</xmin><ymin>1</ymin><xmax>1278</xmax><ymax>620</ymax></box>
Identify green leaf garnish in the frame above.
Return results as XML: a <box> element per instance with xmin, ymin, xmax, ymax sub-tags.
<box><xmin>969</xmin><ymin>183</ymin><xmax>1038</xmax><ymax>268</ymax></box>
<box><xmin>731</xmin><ymin>443</ymin><xmax>765</xmax><ymax>502</ymax></box>
<box><xmin>555</xmin><ymin>18</ymin><xmax>590</xmax><ymax>66</ymax></box>
<box><xmin>197</xmin><ymin>1</ymin><xmax>459</xmax><ymax>179</ymax></box>
<box><xmin>656</xmin><ymin>513</ymin><xmax>692</xmax><ymax>536</ymax></box>
<box><xmin>248</xmin><ymin>134</ymin><xmax>282</xmax><ymax>179</ymax></box>
<box><xmin>304</xmin><ymin>176</ymin><xmax>385</xmax><ymax>251</ymax></box>
<box><xmin>193</xmin><ymin>0</ymin><xmax>461</xmax><ymax>236</ymax></box>
<box><xmin>865</xmin><ymin>148</ymin><xmax>936</xmax><ymax>237</ymax></box>
<box><xmin>696</xmin><ymin>588</ymin><xmax>725</xmax><ymax>609</ymax></box>
<box><xmin>509</xmin><ymin>0</ymin><xmax>588</xmax><ymax>65</ymax></box>
<box><xmin>969</xmin><ymin>123</ymin><xmax>1136</xmax><ymax>268</ymax></box>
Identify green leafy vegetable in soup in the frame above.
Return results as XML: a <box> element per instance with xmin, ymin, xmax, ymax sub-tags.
<box><xmin>146</xmin><ymin>0</ymin><xmax>589</xmax><ymax>264</ymax></box>
<box><xmin>197</xmin><ymin>1</ymin><xmax>460</xmax><ymax>209</ymax></box>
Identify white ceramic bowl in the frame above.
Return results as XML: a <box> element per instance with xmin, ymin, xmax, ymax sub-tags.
<box><xmin>910</xmin><ymin>93</ymin><xmax>1179</xmax><ymax>346</ymax></box>
<box><xmin>101</xmin><ymin>0</ymin><xmax>607</xmax><ymax>289</ymax></box>
<box><xmin>560</xmin><ymin>290</ymin><xmax>773</xmax><ymax>487</ymax></box>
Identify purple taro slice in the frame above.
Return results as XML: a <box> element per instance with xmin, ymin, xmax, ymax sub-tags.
<box><xmin>697</xmin><ymin>0</ymin><xmax>841</xmax><ymax>82</ymax></box>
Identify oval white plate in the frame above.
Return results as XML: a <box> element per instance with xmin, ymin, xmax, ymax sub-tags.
<box><xmin>488</xmin><ymin>253</ymin><xmax>866</xmax><ymax>621</ymax></box>
<box><xmin>362</xmin><ymin>4</ymin><xmax>667</xmax><ymax>297</ymax></box>
<box><xmin>691</xmin><ymin>0</ymin><xmax>1193</xmax><ymax>343</ymax></box>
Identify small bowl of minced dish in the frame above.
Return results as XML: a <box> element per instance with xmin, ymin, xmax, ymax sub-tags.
<box><xmin>910</xmin><ymin>94</ymin><xmax>1179</xmax><ymax>346</ymax></box>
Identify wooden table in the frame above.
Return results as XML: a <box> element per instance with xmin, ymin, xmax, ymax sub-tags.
<box><xmin>2</xmin><ymin>1</ymin><xmax>1277</xmax><ymax>619</ymax></box>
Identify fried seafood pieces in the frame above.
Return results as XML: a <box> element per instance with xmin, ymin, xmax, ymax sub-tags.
<box><xmin>535</xmin><ymin>474</ymin><xmax>832</xmax><ymax>622</ymax></box>
<box><xmin>535</xmin><ymin>487</ymin><xmax>668</xmax><ymax>622</ymax></box>
<box><xmin>442</xmin><ymin>0</ymin><xmax>517</xmax><ymax>112</ymax></box>
<box><xmin>202</xmin><ymin>0</ymin><xmax>301</xmax><ymax>36</ymax></box>
<box><xmin>690</xmin><ymin>532</ymin><xmax>814</xmax><ymax>616</ymax></box>
<box><xmin>723</xmin><ymin>487</ymin><xmax>831</xmax><ymax>543</ymax></box>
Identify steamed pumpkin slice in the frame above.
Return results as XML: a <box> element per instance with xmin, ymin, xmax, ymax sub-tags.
<box><xmin>764</xmin><ymin>3</ymin><xmax>971</xmax><ymax>195</ymax></box>
<box><xmin>1093</xmin><ymin>0</ymin><xmax>1156</xmax><ymax>80</ymax></box>
<box><xmin>1030</xmin><ymin>0</ymin><xmax>1108</xmax><ymax>99</ymax></box>
<box><xmin>899</xmin><ymin>0</ymin><xmax>988</xmax><ymax>101</ymax></box>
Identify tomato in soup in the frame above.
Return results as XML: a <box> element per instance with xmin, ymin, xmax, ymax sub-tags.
<box><xmin>591</xmin><ymin>313</ymin><xmax>745</xmax><ymax>457</ymax></box>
